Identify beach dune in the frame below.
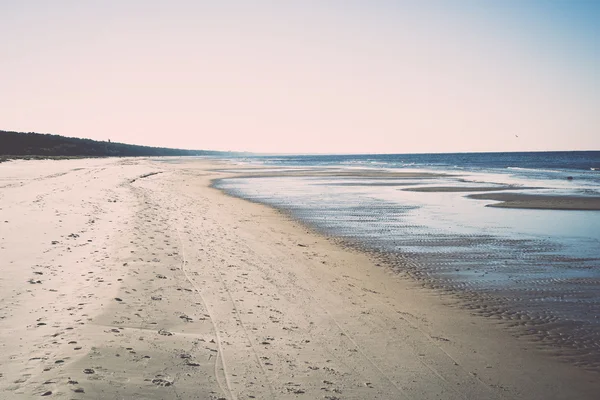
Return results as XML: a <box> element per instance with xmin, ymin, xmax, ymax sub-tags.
<box><xmin>0</xmin><ymin>158</ymin><xmax>598</xmax><ymax>399</ymax></box>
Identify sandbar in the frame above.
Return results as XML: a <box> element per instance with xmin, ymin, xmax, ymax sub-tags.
<box><xmin>467</xmin><ymin>192</ymin><xmax>600</xmax><ymax>210</ymax></box>
<box><xmin>402</xmin><ymin>186</ymin><xmax>539</xmax><ymax>192</ymax></box>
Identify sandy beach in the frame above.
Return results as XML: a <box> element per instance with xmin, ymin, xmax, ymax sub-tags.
<box><xmin>1</xmin><ymin>157</ymin><xmax>599</xmax><ymax>399</ymax></box>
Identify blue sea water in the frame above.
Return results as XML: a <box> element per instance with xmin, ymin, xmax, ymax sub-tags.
<box><xmin>247</xmin><ymin>150</ymin><xmax>600</xmax><ymax>170</ymax></box>
<box><xmin>238</xmin><ymin>151</ymin><xmax>600</xmax><ymax>190</ymax></box>
<box><xmin>214</xmin><ymin>151</ymin><xmax>600</xmax><ymax>368</ymax></box>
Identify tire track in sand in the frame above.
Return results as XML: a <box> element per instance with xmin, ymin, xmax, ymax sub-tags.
<box><xmin>173</xmin><ymin>223</ymin><xmax>236</xmax><ymax>400</ymax></box>
<box><xmin>174</xmin><ymin>211</ymin><xmax>277</xmax><ymax>400</ymax></box>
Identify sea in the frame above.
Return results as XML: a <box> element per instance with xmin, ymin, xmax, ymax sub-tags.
<box><xmin>213</xmin><ymin>151</ymin><xmax>600</xmax><ymax>370</ymax></box>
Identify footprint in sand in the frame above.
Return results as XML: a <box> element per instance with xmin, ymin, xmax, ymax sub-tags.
<box><xmin>151</xmin><ymin>375</ymin><xmax>173</xmax><ymax>387</ymax></box>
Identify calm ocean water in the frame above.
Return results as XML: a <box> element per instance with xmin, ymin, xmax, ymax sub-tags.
<box><xmin>215</xmin><ymin>151</ymin><xmax>600</xmax><ymax>369</ymax></box>
<box><xmin>239</xmin><ymin>151</ymin><xmax>600</xmax><ymax>190</ymax></box>
<box><xmin>247</xmin><ymin>150</ymin><xmax>600</xmax><ymax>170</ymax></box>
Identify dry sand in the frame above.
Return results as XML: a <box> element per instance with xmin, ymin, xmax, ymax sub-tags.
<box><xmin>1</xmin><ymin>157</ymin><xmax>599</xmax><ymax>399</ymax></box>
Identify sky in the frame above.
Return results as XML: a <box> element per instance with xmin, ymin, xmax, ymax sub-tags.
<box><xmin>1</xmin><ymin>0</ymin><xmax>599</xmax><ymax>154</ymax></box>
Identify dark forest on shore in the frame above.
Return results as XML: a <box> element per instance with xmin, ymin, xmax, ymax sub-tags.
<box><xmin>0</xmin><ymin>130</ymin><xmax>227</xmax><ymax>160</ymax></box>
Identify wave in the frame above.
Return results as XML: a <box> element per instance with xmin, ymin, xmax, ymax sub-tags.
<box><xmin>506</xmin><ymin>166</ymin><xmax>566</xmax><ymax>174</ymax></box>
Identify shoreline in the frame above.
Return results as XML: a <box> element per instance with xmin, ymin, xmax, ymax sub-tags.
<box><xmin>1</xmin><ymin>157</ymin><xmax>599</xmax><ymax>399</ymax></box>
<box><xmin>214</xmin><ymin>165</ymin><xmax>600</xmax><ymax>372</ymax></box>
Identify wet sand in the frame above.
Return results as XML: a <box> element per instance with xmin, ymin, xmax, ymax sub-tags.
<box><xmin>1</xmin><ymin>157</ymin><xmax>599</xmax><ymax>399</ymax></box>
<box><xmin>467</xmin><ymin>192</ymin><xmax>600</xmax><ymax>210</ymax></box>
<box><xmin>402</xmin><ymin>186</ymin><xmax>539</xmax><ymax>192</ymax></box>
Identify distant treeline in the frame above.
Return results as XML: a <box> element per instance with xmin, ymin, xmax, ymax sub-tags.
<box><xmin>0</xmin><ymin>130</ymin><xmax>227</xmax><ymax>158</ymax></box>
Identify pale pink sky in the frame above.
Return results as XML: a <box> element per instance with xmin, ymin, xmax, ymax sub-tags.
<box><xmin>2</xmin><ymin>1</ymin><xmax>599</xmax><ymax>153</ymax></box>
